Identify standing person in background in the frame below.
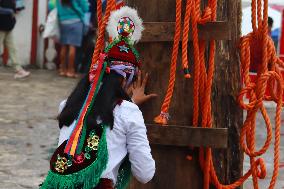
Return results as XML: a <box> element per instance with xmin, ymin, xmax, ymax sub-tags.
<box><xmin>268</xmin><ymin>16</ymin><xmax>273</xmax><ymax>36</ymax></box>
<box><xmin>49</xmin><ymin>0</ymin><xmax>89</xmax><ymax>78</ymax></box>
<box><xmin>0</xmin><ymin>0</ymin><xmax>30</xmax><ymax>79</ymax></box>
<box><xmin>77</xmin><ymin>0</ymin><xmax>125</xmax><ymax>74</ymax></box>
<box><xmin>75</xmin><ymin>0</ymin><xmax>97</xmax><ymax>74</ymax></box>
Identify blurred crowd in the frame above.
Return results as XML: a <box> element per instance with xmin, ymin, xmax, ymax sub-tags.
<box><xmin>0</xmin><ymin>0</ymin><xmax>123</xmax><ymax>79</ymax></box>
<box><xmin>47</xmin><ymin>0</ymin><xmax>123</xmax><ymax>78</ymax></box>
<box><xmin>48</xmin><ymin>0</ymin><xmax>96</xmax><ymax>78</ymax></box>
<box><xmin>0</xmin><ymin>0</ymin><xmax>30</xmax><ymax>79</ymax></box>
<box><xmin>1</xmin><ymin>1</ymin><xmax>278</xmax><ymax>79</ymax></box>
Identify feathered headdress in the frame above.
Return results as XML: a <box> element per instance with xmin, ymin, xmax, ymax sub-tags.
<box><xmin>90</xmin><ymin>6</ymin><xmax>144</xmax><ymax>86</ymax></box>
<box><xmin>107</xmin><ymin>6</ymin><xmax>144</xmax><ymax>43</ymax></box>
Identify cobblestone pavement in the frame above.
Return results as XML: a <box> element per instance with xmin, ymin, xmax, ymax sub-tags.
<box><xmin>0</xmin><ymin>68</ymin><xmax>77</xmax><ymax>189</ymax></box>
<box><xmin>0</xmin><ymin>68</ymin><xmax>283</xmax><ymax>189</ymax></box>
<box><xmin>243</xmin><ymin>104</ymin><xmax>284</xmax><ymax>189</ymax></box>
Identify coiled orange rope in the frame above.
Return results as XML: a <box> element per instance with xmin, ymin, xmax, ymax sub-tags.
<box><xmin>155</xmin><ymin>0</ymin><xmax>284</xmax><ymax>188</ymax></box>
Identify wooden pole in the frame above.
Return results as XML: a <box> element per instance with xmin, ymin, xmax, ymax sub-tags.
<box><xmin>211</xmin><ymin>0</ymin><xmax>243</xmax><ymax>187</ymax></box>
<box><xmin>125</xmin><ymin>0</ymin><xmax>242</xmax><ymax>188</ymax></box>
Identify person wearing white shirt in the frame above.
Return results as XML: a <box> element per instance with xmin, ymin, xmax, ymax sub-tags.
<box><xmin>52</xmin><ymin>71</ymin><xmax>156</xmax><ymax>189</ymax></box>
<box><xmin>40</xmin><ymin>6</ymin><xmax>155</xmax><ymax>189</ymax></box>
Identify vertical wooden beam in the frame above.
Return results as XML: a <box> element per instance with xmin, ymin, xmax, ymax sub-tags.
<box><xmin>211</xmin><ymin>0</ymin><xmax>243</xmax><ymax>187</ymax></box>
<box><xmin>125</xmin><ymin>0</ymin><xmax>243</xmax><ymax>188</ymax></box>
<box><xmin>30</xmin><ymin>0</ymin><xmax>39</xmax><ymax>65</ymax></box>
<box><xmin>126</xmin><ymin>1</ymin><xmax>204</xmax><ymax>189</ymax></box>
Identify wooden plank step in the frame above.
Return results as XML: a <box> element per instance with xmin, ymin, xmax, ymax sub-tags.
<box><xmin>146</xmin><ymin>124</ymin><xmax>228</xmax><ymax>148</ymax></box>
<box><xmin>141</xmin><ymin>21</ymin><xmax>231</xmax><ymax>42</ymax></box>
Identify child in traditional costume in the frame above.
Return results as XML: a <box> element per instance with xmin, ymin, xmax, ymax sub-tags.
<box><xmin>40</xmin><ymin>6</ymin><xmax>155</xmax><ymax>189</ymax></box>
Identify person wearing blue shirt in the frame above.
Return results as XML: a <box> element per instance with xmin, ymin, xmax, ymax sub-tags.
<box><xmin>49</xmin><ymin>0</ymin><xmax>89</xmax><ymax>78</ymax></box>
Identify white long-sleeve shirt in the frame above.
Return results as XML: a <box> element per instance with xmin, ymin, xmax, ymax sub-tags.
<box><xmin>58</xmin><ymin>100</ymin><xmax>155</xmax><ymax>185</ymax></box>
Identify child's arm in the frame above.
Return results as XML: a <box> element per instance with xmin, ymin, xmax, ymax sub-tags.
<box><xmin>126</xmin><ymin>106</ymin><xmax>155</xmax><ymax>183</ymax></box>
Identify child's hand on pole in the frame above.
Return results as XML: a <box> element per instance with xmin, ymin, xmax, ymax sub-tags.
<box><xmin>130</xmin><ymin>71</ymin><xmax>157</xmax><ymax>105</ymax></box>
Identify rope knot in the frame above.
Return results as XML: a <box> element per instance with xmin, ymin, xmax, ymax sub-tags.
<box><xmin>238</xmin><ymin>83</ymin><xmax>260</xmax><ymax>110</ymax></box>
<box><xmin>255</xmin><ymin>158</ymin><xmax>267</xmax><ymax>179</ymax></box>
<box><xmin>154</xmin><ymin>112</ymin><xmax>170</xmax><ymax>125</ymax></box>
<box><xmin>198</xmin><ymin>7</ymin><xmax>212</xmax><ymax>24</ymax></box>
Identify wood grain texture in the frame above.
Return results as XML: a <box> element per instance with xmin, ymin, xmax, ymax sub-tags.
<box><xmin>211</xmin><ymin>0</ymin><xmax>243</xmax><ymax>187</ymax></box>
<box><xmin>146</xmin><ymin>124</ymin><xmax>228</xmax><ymax>148</ymax></box>
<box><xmin>129</xmin><ymin>146</ymin><xmax>203</xmax><ymax>189</ymax></box>
<box><xmin>142</xmin><ymin>22</ymin><xmax>231</xmax><ymax>42</ymax></box>
<box><xmin>124</xmin><ymin>0</ymin><xmax>242</xmax><ymax>188</ymax></box>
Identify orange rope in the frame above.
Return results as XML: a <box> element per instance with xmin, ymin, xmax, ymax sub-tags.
<box><xmin>200</xmin><ymin>0</ymin><xmax>284</xmax><ymax>187</ymax></box>
<box><xmin>155</xmin><ymin>0</ymin><xmax>284</xmax><ymax>188</ymax></box>
<box><xmin>191</xmin><ymin>0</ymin><xmax>201</xmax><ymax>127</ymax></box>
<box><xmin>181</xmin><ymin>0</ymin><xmax>192</xmax><ymax>79</ymax></box>
<box><xmin>90</xmin><ymin>0</ymin><xmax>116</xmax><ymax>69</ymax></box>
<box><xmin>154</xmin><ymin>0</ymin><xmax>182</xmax><ymax>125</ymax></box>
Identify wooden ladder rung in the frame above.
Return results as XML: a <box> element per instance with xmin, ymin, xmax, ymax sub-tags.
<box><xmin>146</xmin><ymin>124</ymin><xmax>228</xmax><ymax>148</ymax></box>
<box><xmin>142</xmin><ymin>21</ymin><xmax>231</xmax><ymax>42</ymax></box>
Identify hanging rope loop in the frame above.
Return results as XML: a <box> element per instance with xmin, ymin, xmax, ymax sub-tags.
<box><xmin>155</xmin><ymin>0</ymin><xmax>284</xmax><ymax>188</ymax></box>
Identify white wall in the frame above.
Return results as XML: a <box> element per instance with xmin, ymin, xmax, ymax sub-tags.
<box><xmin>11</xmin><ymin>0</ymin><xmax>48</xmax><ymax>67</ymax></box>
<box><xmin>13</xmin><ymin>0</ymin><xmax>33</xmax><ymax>66</ymax></box>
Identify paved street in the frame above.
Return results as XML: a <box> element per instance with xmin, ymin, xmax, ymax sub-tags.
<box><xmin>0</xmin><ymin>68</ymin><xmax>283</xmax><ymax>189</ymax></box>
<box><xmin>0</xmin><ymin>68</ymin><xmax>76</xmax><ymax>189</ymax></box>
<box><xmin>243</xmin><ymin>104</ymin><xmax>284</xmax><ymax>189</ymax></box>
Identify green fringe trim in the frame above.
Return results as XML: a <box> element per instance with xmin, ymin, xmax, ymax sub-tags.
<box><xmin>40</xmin><ymin>126</ymin><xmax>108</xmax><ymax>189</ymax></box>
<box><xmin>115</xmin><ymin>157</ymin><xmax>131</xmax><ymax>189</ymax></box>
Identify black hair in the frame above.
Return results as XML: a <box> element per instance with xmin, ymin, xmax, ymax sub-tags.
<box><xmin>268</xmin><ymin>16</ymin><xmax>273</xmax><ymax>27</ymax></box>
<box><xmin>61</xmin><ymin>0</ymin><xmax>72</xmax><ymax>6</ymax></box>
<box><xmin>58</xmin><ymin>71</ymin><xmax>131</xmax><ymax>130</ymax></box>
